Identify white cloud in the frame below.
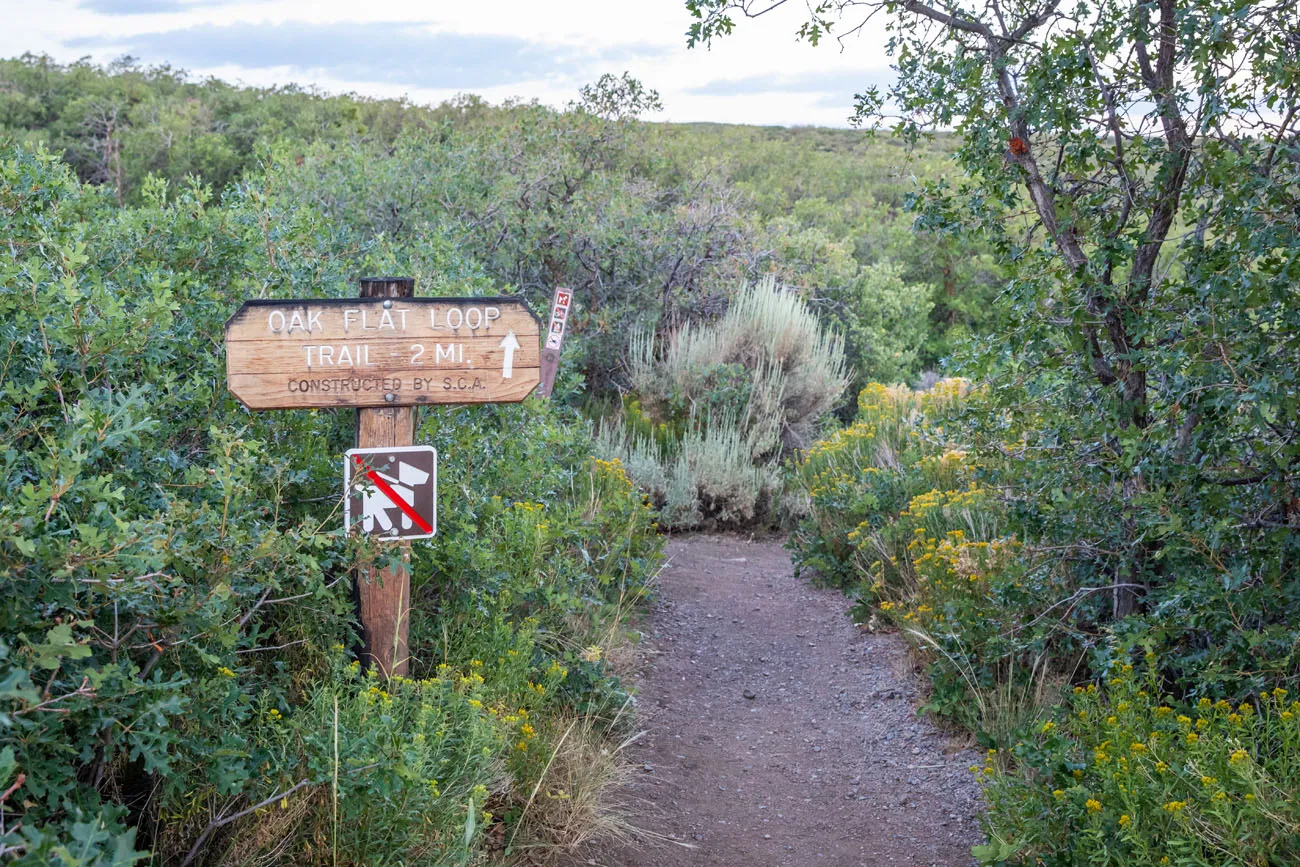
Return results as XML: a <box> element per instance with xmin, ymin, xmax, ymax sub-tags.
<box><xmin>0</xmin><ymin>0</ymin><xmax>896</xmax><ymax>126</ymax></box>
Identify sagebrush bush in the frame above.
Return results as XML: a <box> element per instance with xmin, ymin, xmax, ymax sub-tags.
<box><xmin>630</xmin><ymin>276</ymin><xmax>847</xmax><ymax>454</ymax></box>
<box><xmin>597</xmin><ymin>412</ymin><xmax>777</xmax><ymax>531</ymax></box>
<box><xmin>601</xmin><ymin>277</ymin><xmax>845</xmax><ymax>530</ymax></box>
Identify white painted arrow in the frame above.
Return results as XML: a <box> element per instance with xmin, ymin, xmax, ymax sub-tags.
<box><xmin>499</xmin><ymin>329</ymin><xmax>521</xmax><ymax>379</ymax></box>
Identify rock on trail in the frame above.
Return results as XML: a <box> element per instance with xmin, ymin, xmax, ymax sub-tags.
<box><xmin>590</xmin><ymin>535</ymin><xmax>983</xmax><ymax>867</ymax></box>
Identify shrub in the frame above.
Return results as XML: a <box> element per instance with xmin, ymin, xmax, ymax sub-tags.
<box><xmin>841</xmin><ymin>261</ymin><xmax>934</xmax><ymax>386</ymax></box>
<box><xmin>597</xmin><ymin>412</ymin><xmax>777</xmax><ymax>531</ymax></box>
<box><xmin>630</xmin><ymin>276</ymin><xmax>847</xmax><ymax>455</ymax></box>
<box><xmin>600</xmin><ymin>277</ymin><xmax>846</xmax><ymax>530</ymax></box>
<box><xmin>979</xmin><ymin>666</ymin><xmax>1300</xmax><ymax>865</ymax></box>
<box><xmin>785</xmin><ymin>379</ymin><xmax>969</xmax><ymax>586</ymax></box>
<box><xmin>791</xmin><ymin>376</ymin><xmax>1300</xmax><ymax>864</ymax></box>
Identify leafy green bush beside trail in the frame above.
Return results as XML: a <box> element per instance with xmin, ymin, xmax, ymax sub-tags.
<box><xmin>0</xmin><ymin>143</ymin><xmax>661</xmax><ymax>864</ymax></box>
<box><xmin>788</xmin><ymin>383</ymin><xmax>1300</xmax><ymax>864</ymax></box>
<box><xmin>980</xmin><ymin>671</ymin><xmax>1300</xmax><ymax>865</ymax></box>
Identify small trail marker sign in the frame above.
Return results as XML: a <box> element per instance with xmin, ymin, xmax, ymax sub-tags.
<box><xmin>344</xmin><ymin>446</ymin><xmax>437</xmax><ymax>541</ymax></box>
<box><xmin>537</xmin><ymin>287</ymin><xmax>573</xmax><ymax>399</ymax></box>
<box><xmin>224</xmin><ymin>297</ymin><xmax>541</xmax><ymax>410</ymax></box>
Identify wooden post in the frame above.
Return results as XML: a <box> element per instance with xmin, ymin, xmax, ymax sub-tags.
<box><xmin>355</xmin><ymin>277</ymin><xmax>416</xmax><ymax>677</ymax></box>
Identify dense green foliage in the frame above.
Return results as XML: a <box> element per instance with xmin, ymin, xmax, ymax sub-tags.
<box><xmin>0</xmin><ymin>143</ymin><xmax>660</xmax><ymax>864</ymax></box>
<box><xmin>790</xmin><ymin>384</ymin><xmax>1300</xmax><ymax>863</ymax></box>
<box><xmin>11</xmin><ymin>0</ymin><xmax>1298</xmax><ymax>852</ymax></box>
<box><xmin>649</xmin><ymin>122</ymin><xmax>1002</xmax><ymax>379</ymax></box>
<box><xmin>3</xmin><ymin>54</ymin><xmax>1007</xmax><ymax>862</ymax></box>
<box><xmin>0</xmin><ymin>54</ymin><xmax>422</xmax><ymax>206</ymax></box>
<box><xmin>0</xmin><ymin>55</ymin><xmax>999</xmax><ymax>390</ymax></box>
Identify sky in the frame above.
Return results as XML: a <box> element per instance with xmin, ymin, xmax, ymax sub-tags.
<box><xmin>0</xmin><ymin>0</ymin><xmax>896</xmax><ymax>127</ymax></box>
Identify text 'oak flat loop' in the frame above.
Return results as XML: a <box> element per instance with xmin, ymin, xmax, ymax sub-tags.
<box><xmin>224</xmin><ymin>297</ymin><xmax>542</xmax><ymax>409</ymax></box>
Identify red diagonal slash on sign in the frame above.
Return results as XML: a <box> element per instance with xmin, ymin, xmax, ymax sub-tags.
<box><xmin>353</xmin><ymin>455</ymin><xmax>434</xmax><ymax>534</ymax></box>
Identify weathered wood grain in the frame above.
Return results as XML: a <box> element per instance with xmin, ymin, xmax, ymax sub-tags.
<box><xmin>226</xmin><ymin>369</ymin><xmax>540</xmax><ymax>409</ymax></box>
<box><xmin>224</xmin><ymin>297</ymin><xmax>539</xmax><ymax>342</ymax></box>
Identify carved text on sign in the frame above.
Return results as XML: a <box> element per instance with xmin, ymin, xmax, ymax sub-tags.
<box><xmin>224</xmin><ymin>297</ymin><xmax>541</xmax><ymax>409</ymax></box>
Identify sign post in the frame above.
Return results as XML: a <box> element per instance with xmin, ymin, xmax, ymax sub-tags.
<box><xmin>537</xmin><ymin>286</ymin><xmax>573</xmax><ymax>399</ymax></box>
<box><xmin>355</xmin><ymin>277</ymin><xmax>415</xmax><ymax>677</ymax></box>
<box><xmin>223</xmin><ymin>278</ymin><xmax>542</xmax><ymax>677</ymax></box>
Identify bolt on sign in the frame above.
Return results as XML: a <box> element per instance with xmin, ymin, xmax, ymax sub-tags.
<box><xmin>537</xmin><ymin>286</ymin><xmax>573</xmax><ymax>399</ymax></box>
<box><xmin>224</xmin><ymin>297</ymin><xmax>542</xmax><ymax>410</ymax></box>
<box><xmin>345</xmin><ymin>446</ymin><xmax>437</xmax><ymax>541</ymax></box>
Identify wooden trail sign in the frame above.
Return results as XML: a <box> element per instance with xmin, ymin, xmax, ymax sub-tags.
<box><xmin>225</xmin><ymin>296</ymin><xmax>541</xmax><ymax>410</ymax></box>
<box><xmin>222</xmin><ymin>278</ymin><xmax>546</xmax><ymax>678</ymax></box>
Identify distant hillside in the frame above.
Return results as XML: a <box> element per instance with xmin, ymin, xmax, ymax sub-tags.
<box><xmin>1</xmin><ymin>53</ymin><xmax>1000</xmax><ymax>379</ymax></box>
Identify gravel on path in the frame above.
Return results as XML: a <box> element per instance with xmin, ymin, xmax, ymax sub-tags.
<box><xmin>590</xmin><ymin>535</ymin><xmax>983</xmax><ymax>867</ymax></box>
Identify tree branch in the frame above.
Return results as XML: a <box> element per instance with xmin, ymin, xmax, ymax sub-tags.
<box><xmin>1130</xmin><ymin>0</ymin><xmax>1192</xmax><ymax>303</ymax></box>
<box><xmin>901</xmin><ymin>0</ymin><xmax>993</xmax><ymax>36</ymax></box>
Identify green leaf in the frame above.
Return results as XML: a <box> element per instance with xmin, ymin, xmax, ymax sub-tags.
<box><xmin>30</xmin><ymin>623</ymin><xmax>93</xmax><ymax>670</ymax></box>
<box><xmin>971</xmin><ymin>839</ymin><xmax>1020</xmax><ymax>863</ymax></box>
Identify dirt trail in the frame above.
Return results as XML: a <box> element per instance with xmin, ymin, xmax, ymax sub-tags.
<box><xmin>595</xmin><ymin>535</ymin><xmax>982</xmax><ymax>867</ymax></box>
